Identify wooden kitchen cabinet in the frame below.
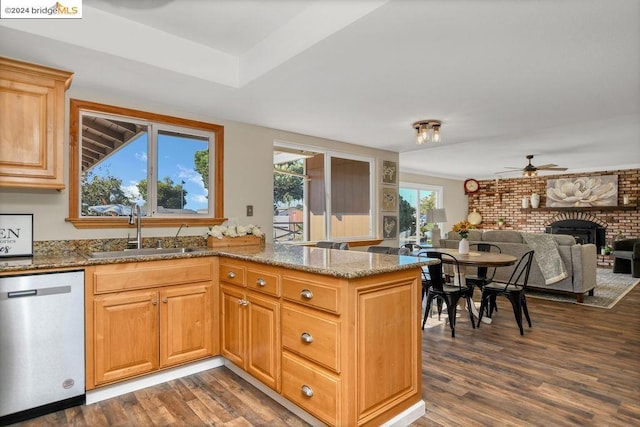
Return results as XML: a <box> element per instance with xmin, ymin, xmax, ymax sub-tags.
<box><xmin>0</xmin><ymin>57</ymin><xmax>73</xmax><ymax>189</ymax></box>
<box><xmin>219</xmin><ymin>256</ymin><xmax>422</xmax><ymax>426</ymax></box>
<box><xmin>86</xmin><ymin>257</ymin><xmax>216</xmax><ymax>389</ymax></box>
<box><xmin>220</xmin><ymin>261</ymin><xmax>280</xmax><ymax>391</ymax></box>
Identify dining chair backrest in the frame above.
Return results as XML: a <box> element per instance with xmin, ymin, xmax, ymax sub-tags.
<box><xmin>500</xmin><ymin>250</ymin><xmax>535</xmax><ymax>290</ymax></box>
<box><xmin>469</xmin><ymin>243</ymin><xmax>502</xmax><ymax>281</ymax></box>
<box><xmin>367</xmin><ymin>246</ymin><xmax>410</xmax><ymax>255</ymax></box>
<box><xmin>403</xmin><ymin>243</ymin><xmax>423</xmax><ymax>252</ymax></box>
<box><xmin>422</xmin><ymin>251</ymin><xmax>464</xmax><ymax>291</ymax></box>
<box><xmin>317</xmin><ymin>241</ymin><xmax>349</xmax><ymax>250</ymax></box>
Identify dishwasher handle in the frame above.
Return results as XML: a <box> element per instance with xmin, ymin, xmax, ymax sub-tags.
<box><xmin>2</xmin><ymin>285</ymin><xmax>71</xmax><ymax>300</ymax></box>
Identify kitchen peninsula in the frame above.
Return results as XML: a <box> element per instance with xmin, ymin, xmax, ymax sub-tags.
<box><xmin>0</xmin><ymin>244</ymin><xmax>436</xmax><ymax>426</ymax></box>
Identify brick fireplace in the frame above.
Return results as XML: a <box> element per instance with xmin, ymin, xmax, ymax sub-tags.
<box><xmin>545</xmin><ymin>213</ymin><xmax>606</xmax><ymax>248</ymax></box>
<box><xmin>466</xmin><ymin>168</ymin><xmax>639</xmax><ymax>267</ymax></box>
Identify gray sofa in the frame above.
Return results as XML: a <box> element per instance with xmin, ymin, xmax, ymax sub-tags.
<box><xmin>441</xmin><ymin>230</ymin><xmax>597</xmax><ymax>302</ymax></box>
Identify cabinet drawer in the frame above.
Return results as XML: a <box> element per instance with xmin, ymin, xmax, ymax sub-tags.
<box><xmin>282</xmin><ymin>305</ymin><xmax>339</xmax><ymax>372</ymax></box>
<box><xmin>282</xmin><ymin>277</ymin><xmax>340</xmax><ymax>314</ymax></box>
<box><xmin>247</xmin><ymin>268</ymin><xmax>279</xmax><ymax>296</ymax></box>
<box><xmin>282</xmin><ymin>353</ymin><xmax>340</xmax><ymax>426</ymax></box>
<box><xmin>94</xmin><ymin>258</ymin><xmax>213</xmax><ymax>293</ymax></box>
<box><xmin>219</xmin><ymin>262</ymin><xmax>246</xmax><ymax>287</ymax></box>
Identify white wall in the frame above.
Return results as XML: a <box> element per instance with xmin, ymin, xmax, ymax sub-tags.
<box><xmin>398</xmin><ymin>171</ymin><xmax>467</xmax><ymax>239</ymax></box>
<box><xmin>0</xmin><ymin>87</ymin><xmax>398</xmax><ymax>243</ymax></box>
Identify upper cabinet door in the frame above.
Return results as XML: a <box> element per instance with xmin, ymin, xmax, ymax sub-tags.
<box><xmin>0</xmin><ymin>57</ymin><xmax>73</xmax><ymax>189</ymax></box>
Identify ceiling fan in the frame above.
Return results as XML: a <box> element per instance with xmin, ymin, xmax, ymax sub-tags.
<box><xmin>497</xmin><ymin>154</ymin><xmax>568</xmax><ymax>177</ymax></box>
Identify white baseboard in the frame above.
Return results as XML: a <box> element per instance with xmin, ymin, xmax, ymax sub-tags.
<box><xmin>382</xmin><ymin>400</ymin><xmax>426</xmax><ymax>426</ymax></box>
<box><xmin>86</xmin><ymin>357</ymin><xmax>425</xmax><ymax>426</ymax></box>
<box><xmin>85</xmin><ymin>357</ymin><xmax>225</xmax><ymax>405</ymax></box>
<box><xmin>223</xmin><ymin>361</ymin><xmax>325</xmax><ymax>426</ymax></box>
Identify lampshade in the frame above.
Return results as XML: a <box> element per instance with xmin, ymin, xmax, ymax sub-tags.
<box><xmin>426</xmin><ymin>208</ymin><xmax>447</xmax><ymax>224</ymax></box>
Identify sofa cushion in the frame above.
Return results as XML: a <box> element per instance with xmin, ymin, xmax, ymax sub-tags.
<box><xmin>614</xmin><ymin>250</ymin><xmax>633</xmax><ymax>260</ymax></box>
<box><xmin>481</xmin><ymin>230</ymin><xmax>524</xmax><ymax>244</ymax></box>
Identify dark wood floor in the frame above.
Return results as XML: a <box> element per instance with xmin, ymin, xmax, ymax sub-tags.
<box><xmin>11</xmin><ymin>278</ymin><xmax>640</xmax><ymax>426</ymax></box>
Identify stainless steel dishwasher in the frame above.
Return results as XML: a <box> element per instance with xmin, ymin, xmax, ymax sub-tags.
<box><xmin>0</xmin><ymin>270</ymin><xmax>85</xmax><ymax>425</ymax></box>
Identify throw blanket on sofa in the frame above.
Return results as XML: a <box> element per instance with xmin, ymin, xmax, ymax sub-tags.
<box><xmin>522</xmin><ymin>233</ymin><xmax>569</xmax><ymax>285</ymax></box>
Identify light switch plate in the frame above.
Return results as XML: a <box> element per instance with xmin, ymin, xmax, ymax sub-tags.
<box><xmin>246</xmin><ymin>205</ymin><xmax>253</xmax><ymax>216</ymax></box>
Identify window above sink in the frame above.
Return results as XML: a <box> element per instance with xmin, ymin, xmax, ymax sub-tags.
<box><xmin>67</xmin><ymin>100</ymin><xmax>225</xmax><ymax>229</ymax></box>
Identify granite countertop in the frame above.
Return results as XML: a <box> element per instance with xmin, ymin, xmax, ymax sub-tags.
<box><xmin>0</xmin><ymin>244</ymin><xmax>436</xmax><ymax>278</ymax></box>
<box><xmin>217</xmin><ymin>244</ymin><xmax>437</xmax><ymax>279</ymax></box>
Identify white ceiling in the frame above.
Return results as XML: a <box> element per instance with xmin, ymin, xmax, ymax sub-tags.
<box><xmin>1</xmin><ymin>0</ymin><xmax>638</xmax><ymax>180</ymax></box>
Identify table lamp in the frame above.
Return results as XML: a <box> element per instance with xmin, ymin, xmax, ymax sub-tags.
<box><xmin>426</xmin><ymin>208</ymin><xmax>447</xmax><ymax>247</ymax></box>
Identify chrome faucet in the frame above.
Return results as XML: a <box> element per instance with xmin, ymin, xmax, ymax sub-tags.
<box><xmin>128</xmin><ymin>203</ymin><xmax>142</xmax><ymax>249</ymax></box>
<box><xmin>174</xmin><ymin>223</ymin><xmax>187</xmax><ymax>248</ymax></box>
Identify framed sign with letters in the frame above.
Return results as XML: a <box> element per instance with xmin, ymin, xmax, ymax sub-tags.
<box><xmin>0</xmin><ymin>214</ymin><xmax>33</xmax><ymax>257</ymax></box>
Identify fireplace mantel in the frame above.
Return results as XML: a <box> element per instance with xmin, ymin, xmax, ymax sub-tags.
<box><xmin>521</xmin><ymin>206</ymin><xmax>637</xmax><ymax>212</ymax></box>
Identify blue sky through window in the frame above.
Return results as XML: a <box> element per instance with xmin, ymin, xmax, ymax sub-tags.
<box><xmin>90</xmin><ymin>132</ymin><xmax>209</xmax><ymax>212</ymax></box>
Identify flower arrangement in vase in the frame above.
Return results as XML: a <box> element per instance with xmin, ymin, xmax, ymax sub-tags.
<box><xmin>452</xmin><ymin>220</ymin><xmax>475</xmax><ymax>254</ymax></box>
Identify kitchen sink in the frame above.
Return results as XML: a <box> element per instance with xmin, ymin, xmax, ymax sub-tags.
<box><xmin>82</xmin><ymin>247</ymin><xmax>209</xmax><ymax>259</ymax></box>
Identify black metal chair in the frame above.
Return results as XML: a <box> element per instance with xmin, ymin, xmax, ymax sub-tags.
<box><xmin>419</xmin><ymin>251</ymin><xmax>475</xmax><ymax>338</ymax></box>
<box><xmin>316</xmin><ymin>241</ymin><xmax>349</xmax><ymax>250</ymax></box>
<box><xmin>477</xmin><ymin>250</ymin><xmax>535</xmax><ymax>335</ymax></box>
<box><xmin>467</xmin><ymin>243</ymin><xmax>502</xmax><ymax>313</ymax></box>
<box><xmin>402</xmin><ymin>243</ymin><xmax>423</xmax><ymax>253</ymax></box>
<box><xmin>367</xmin><ymin>246</ymin><xmax>410</xmax><ymax>255</ymax></box>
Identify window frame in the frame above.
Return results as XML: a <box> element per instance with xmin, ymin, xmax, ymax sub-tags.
<box><xmin>399</xmin><ymin>182</ymin><xmax>444</xmax><ymax>246</ymax></box>
<box><xmin>273</xmin><ymin>141</ymin><xmax>376</xmax><ymax>242</ymax></box>
<box><xmin>68</xmin><ymin>99</ymin><xmax>225</xmax><ymax>229</ymax></box>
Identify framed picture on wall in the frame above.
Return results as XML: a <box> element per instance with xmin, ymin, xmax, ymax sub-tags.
<box><xmin>382</xmin><ymin>215</ymin><xmax>398</xmax><ymax>239</ymax></box>
<box><xmin>382</xmin><ymin>160</ymin><xmax>397</xmax><ymax>184</ymax></box>
<box><xmin>546</xmin><ymin>175</ymin><xmax>618</xmax><ymax>207</ymax></box>
<box><xmin>0</xmin><ymin>214</ymin><xmax>33</xmax><ymax>258</ymax></box>
<box><xmin>382</xmin><ymin>187</ymin><xmax>398</xmax><ymax>211</ymax></box>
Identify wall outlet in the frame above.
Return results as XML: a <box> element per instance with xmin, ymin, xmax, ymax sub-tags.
<box><xmin>246</xmin><ymin>205</ymin><xmax>253</xmax><ymax>216</ymax></box>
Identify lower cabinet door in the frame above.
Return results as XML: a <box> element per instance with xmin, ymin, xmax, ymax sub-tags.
<box><xmin>160</xmin><ymin>282</ymin><xmax>213</xmax><ymax>367</ymax></box>
<box><xmin>281</xmin><ymin>352</ymin><xmax>340</xmax><ymax>426</ymax></box>
<box><xmin>93</xmin><ymin>290</ymin><xmax>159</xmax><ymax>385</ymax></box>
<box><xmin>220</xmin><ymin>284</ymin><xmax>246</xmax><ymax>367</ymax></box>
<box><xmin>246</xmin><ymin>291</ymin><xmax>280</xmax><ymax>391</ymax></box>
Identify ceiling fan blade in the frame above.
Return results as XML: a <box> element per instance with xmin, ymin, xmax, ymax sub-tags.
<box><xmin>538</xmin><ymin>166</ymin><xmax>568</xmax><ymax>171</ymax></box>
<box><xmin>502</xmin><ymin>166</ymin><xmax>523</xmax><ymax>170</ymax></box>
<box><xmin>494</xmin><ymin>169</ymin><xmax>521</xmax><ymax>175</ymax></box>
<box><xmin>534</xmin><ymin>163</ymin><xmax>558</xmax><ymax>169</ymax></box>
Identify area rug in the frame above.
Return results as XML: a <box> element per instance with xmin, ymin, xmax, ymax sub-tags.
<box><xmin>526</xmin><ymin>268</ymin><xmax>639</xmax><ymax>309</ymax></box>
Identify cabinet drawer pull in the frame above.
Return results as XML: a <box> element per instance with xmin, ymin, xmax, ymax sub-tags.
<box><xmin>227</xmin><ymin>271</ymin><xmax>236</xmax><ymax>279</ymax></box>
<box><xmin>301</xmin><ymin>332</ymin><xmax>314</xmax><ymax>343</ymax></box>
<box><xmin>256</xmin><ymin>278</ymin><xmax>266</xmax><ymax>287</ymax></box>
<box><xmin>238</xmin><ymin>299</ymin><xmax>249</xmax><ymax>306</ymax></box>
<box><xmin>300</xmin><ymin>289</ymin><xmax>314</xmax><ymax>300</ymax></box>
<box><xmin>162</xmin><ymin>297</ymin><xmax>168</xmax><ymax>303</ymax></box>
<box><xmin>301</xmin><ymin>385</ymin><xmax>314</xmax><ymax>398</ymax></box>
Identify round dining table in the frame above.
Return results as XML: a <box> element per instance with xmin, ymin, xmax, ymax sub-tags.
<box><xmin>419</xmin><ymin>247</ymin><xmax>517</xmax><ymax>268</ymax></box>
<box><xmin>413</xmin><ymin>247</ymin><xmax>518</xmax><ymax>324</ymax></box>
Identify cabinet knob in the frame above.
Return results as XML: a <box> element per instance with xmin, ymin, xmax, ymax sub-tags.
<box><xmin>227</xmin><ymin>271</ymin><xmax>236</xmax><ymax>279</ymax></box>
<box><xmin>300</xmin><ymin>289</ymin><xmax>314</xmax><ymax>300</ymax></box>
<box><xmin>151</xmin><ymin>299</ymin><xmax>158</xmax><ymax>305</ymax></box>
<box><xmin>301</xmin><ymin>332</ymin><xmax>314</xmax><ymax>344</ymax></box>
<box><xmin>238</xmin><ymin>299</ymin><xmax>249</xmax><ymax>306</ymax></box>
<box><xmin>256</xmin><ymin>278</ymin><xmax>266</xmax><ymax>287</ymax></box>
<box><xmin>162</xmin><ymin>297</ymin><xmax>168</xmax><ymax>303</ymax></box>
<box><xmin>301</xmin><ymin>385</ymin><xmax>314</xmax><ymax>398</ymax></box>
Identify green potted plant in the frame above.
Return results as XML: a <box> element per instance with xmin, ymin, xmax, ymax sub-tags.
<box><xmin>497</xmin><ymin>217</ymin><xmax>505</xmax><ymax>228</ymax></box>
